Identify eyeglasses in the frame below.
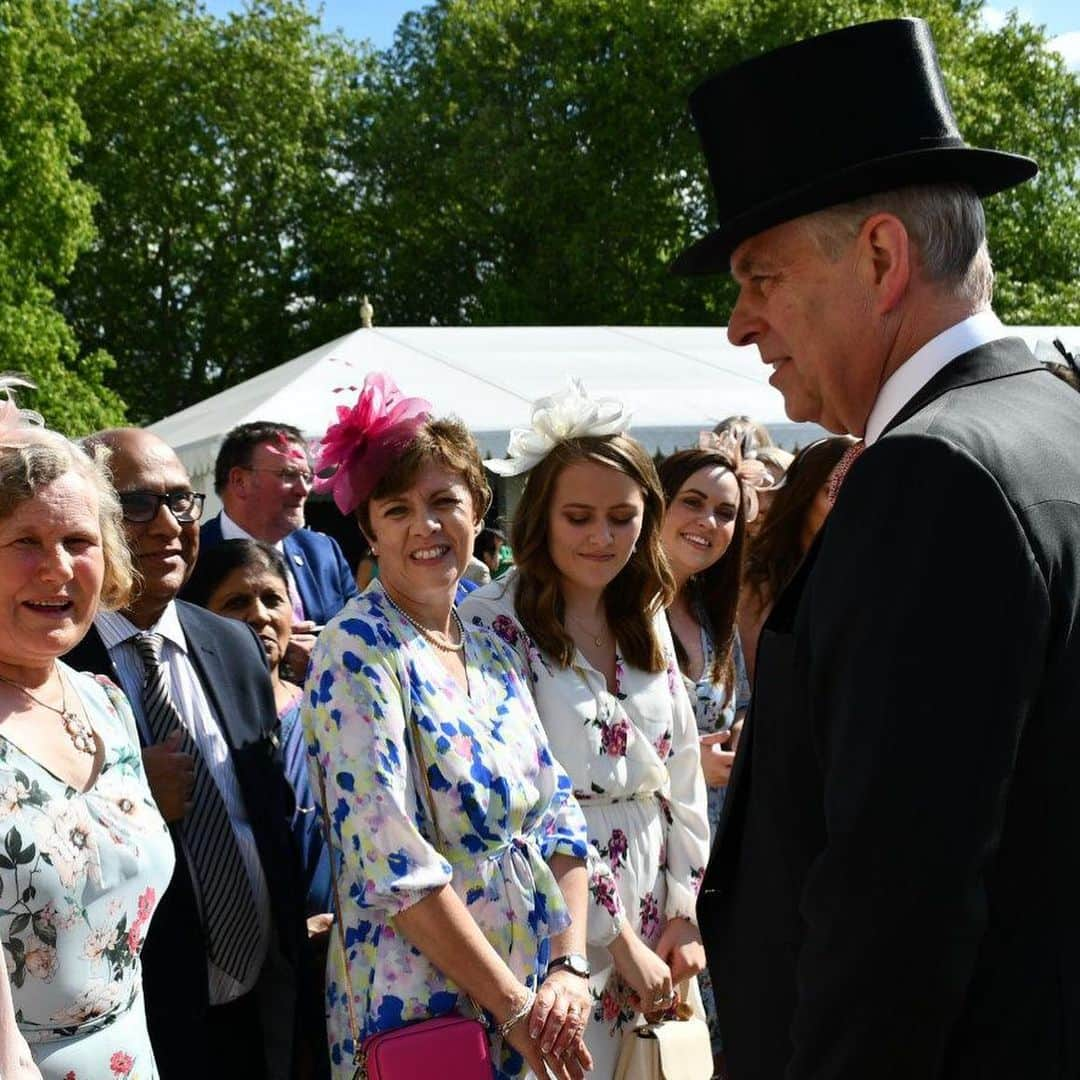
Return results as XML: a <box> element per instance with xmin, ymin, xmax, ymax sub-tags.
<box><xmin>119</xmin><ymin>490</ymin><xmax>206</xmax><ymax>524</ymax></box>
<box><xmin>242</xmin><ymin>466</ymin><xmax>314</xmax><ymax>486</ymax></box>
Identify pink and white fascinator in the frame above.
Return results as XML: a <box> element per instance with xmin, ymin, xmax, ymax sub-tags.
<box><xmin>0</xmin><ymin>376</ymin><xmax>44</xmax><ymax>448</ymax></box>
<box><xmin>485</xmin><ymin>378</ymin><xmax>632</xmax><ymax>477</ymax></box>
<box><xmin>313</xmin><ymin>372</ymin><xmax>432</xmax><ymax>515</ymax></box>
<box><xmin>697</xmin><ymin>430</ymin><xmax>773</xmax><ymax>523</ymax></box>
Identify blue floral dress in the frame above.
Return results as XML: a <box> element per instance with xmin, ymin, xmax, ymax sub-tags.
<box><xmin>0</xmin><ymin>665</ymin><xmax>175</xmax><ymax>1080</ymax></box>
<box><xmin>301</xmin><ymin>581</ymin><xmax>589</xmax><ymax>1080</ymax></box>
<box><xmin>461</xmin><ymin>574</ymin><xmax>710</xmax><ymax>1079</ymax></box>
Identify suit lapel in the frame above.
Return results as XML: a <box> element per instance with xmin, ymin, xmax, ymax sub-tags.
<box><xmin>882</xmin><ymin>336</ymin><xmax>1043</xmax><ymax>437</ymax></box>
<box><xmin>66</xmin><ymin>625</ymin><xmax>121</xmax><ymax>684</ymax></box>
<box><xmin>283</xmin><ymin>533</ymin><xmax>314</xmax><ymax>617</ymax></box>
<box><xmin>175</xmin><ymin>603</ymin><xmax>234</xmax><ymax>750</ymax></box>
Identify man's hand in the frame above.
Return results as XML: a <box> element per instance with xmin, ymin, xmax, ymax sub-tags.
<box><xmin>142</xmin><ymin>730</ymin><xmax>195</xmax><ymax>822</ymax></box>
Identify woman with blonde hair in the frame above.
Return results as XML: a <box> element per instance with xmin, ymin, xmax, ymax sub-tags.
<box><xmin>462</xmin><ymin>381</ymin><xmax>710</xmax><ymax>1078</ymax></box>
<box><xmin>0</xmin><ymin>379</ymin><xmax>174</xmax><ymax>1078</ymax></box>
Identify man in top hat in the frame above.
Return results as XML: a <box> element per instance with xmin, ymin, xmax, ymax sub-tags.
<box><xmin>676</xmin><ymin>18</ymin><xmax>1080</xmax><ymax>1079</ymax></box>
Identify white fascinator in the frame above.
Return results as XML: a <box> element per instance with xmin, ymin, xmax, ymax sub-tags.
<box><xmin>485</xmin><ymin>378</ymin><xmax>632</xmax><ymax>477</ymax></box>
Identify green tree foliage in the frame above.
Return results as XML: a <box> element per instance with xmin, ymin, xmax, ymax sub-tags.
<box><xmin>341</xmin><ymin>0</ymin><xmax>1078</xmax><ymax>329</ymax></box>
<box><xmin>0</xmin><ymin>0</ymin><xmax>123</xmax><ymax>433</ymax></box>
<box><xmin>61</xmin><ymin>0</ymin><xmax>371</xmax><ymax>424</ymax></box>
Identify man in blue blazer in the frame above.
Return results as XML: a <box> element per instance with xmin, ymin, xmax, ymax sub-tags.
<box><xmin>199</xmin><ymin>421</ymin><xmax>357</xmax><ymax>676</ymax></box>
<box><xmin>64</xmin><ymin>428</ymin><xmax>319</xmax><ymax>1078</ymax></box>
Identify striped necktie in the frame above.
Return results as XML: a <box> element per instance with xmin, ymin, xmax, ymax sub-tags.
<box><xmin>134</xmin><ymin>632</ymin><xmax>261</xmax><ymax>985</ymax></box>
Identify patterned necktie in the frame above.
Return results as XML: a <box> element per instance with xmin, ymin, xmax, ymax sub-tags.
<box><xmin>827</xmin><ymin>440</ymin><xmax>866</xmax><ymax>506</ymax></box>
<box><xmin>134</xmin><ymin>632</ymin><xmax>261</xmax><ymax>985</ymax></box>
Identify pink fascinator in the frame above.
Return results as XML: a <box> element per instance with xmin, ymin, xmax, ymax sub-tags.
<box><xmin>0</xmin><ymin>376</ymin><xmax>44</xmax><ymax>448</ymax></box>
<box><xmin>313</xmin><ymin>372</ymin><xmax>432</xmax><ymax>515</ymax></box>
<box><xmin>697</xmin><ymin>430</ymin><xmax>773</xmax><ymax>523</ymax></box>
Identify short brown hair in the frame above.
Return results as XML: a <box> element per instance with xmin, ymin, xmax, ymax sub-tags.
<box><xmin>0</xmin><ymin>435</ymin><xmax>136</xmax><ymax>611</ymax></box>
<box><xmin>511</xmin><ymin>434</ymin><xmax>673</xmax><ymax>674</ymax></box>
<box><xmin>355</xmin><ymin>417</ymin><xmax>491</xmax><ymax>536</ymax></box>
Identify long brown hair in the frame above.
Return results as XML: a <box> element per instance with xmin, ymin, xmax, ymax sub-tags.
<box><xmin>511</xmin><ymin>434</ymin><xmax>673</xmax><ymax>673</ymax></box>
<box><xmin>743</xmin><ymin>436</ymin><xmax>855</xmax><ymax>608</ymax></box>
<box><xmin>658</xmin><ymin>448</ymin><xmax>748</xmax><ymax>686</ymax></box>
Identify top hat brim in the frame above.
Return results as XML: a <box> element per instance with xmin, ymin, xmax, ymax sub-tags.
<box><xmin>671</xmin><ymin>145</ymin><xmax>1037</xmax><ymax>276</ymax></box>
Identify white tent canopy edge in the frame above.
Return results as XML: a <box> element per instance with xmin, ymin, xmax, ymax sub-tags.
<box><xmin>147</xmin><ymin>324</ymin><xmax>1079</xmax><ymax>514</ymax></box>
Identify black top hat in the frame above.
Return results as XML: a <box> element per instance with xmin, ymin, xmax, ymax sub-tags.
<box><xmin>671</xmin><ymin>18</ymin><xmax>1037</xmax><ymax>275</ymax></box>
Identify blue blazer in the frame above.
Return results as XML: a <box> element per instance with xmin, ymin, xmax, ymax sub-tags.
<box><xmin>200</xmin><ymin>513</ymin><xmax>358</xmax><ymax>626</ymax></box>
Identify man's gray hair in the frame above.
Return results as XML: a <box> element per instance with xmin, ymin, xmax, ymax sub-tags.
<box><xmin>803</xmin><ymin>183</ymin><xmax>994</xmax><ymax>307</ymax></box>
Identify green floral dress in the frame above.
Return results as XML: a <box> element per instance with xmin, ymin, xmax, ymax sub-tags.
<box><xmin>0</xmin><ymin>665</ymin><xmax>174</xmax><ymax>1079</ymax></box>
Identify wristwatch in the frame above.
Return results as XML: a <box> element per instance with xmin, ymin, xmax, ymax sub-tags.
<box><xmin>547</xmin><ymin>953</ymin><xmax>591</xmax><ymax>979</ymax></box>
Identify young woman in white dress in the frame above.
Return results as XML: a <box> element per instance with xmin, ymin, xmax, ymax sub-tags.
<box><xmin>462</xmin><ymin>383</ymin><xmax>710</xmax><ymax>1078</ymax></box>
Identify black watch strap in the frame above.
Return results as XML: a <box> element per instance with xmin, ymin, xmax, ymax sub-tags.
<box><xmin>547</xmin><ymin>953</ymin><xmax>590</xmax><ymax>979</ymax></box>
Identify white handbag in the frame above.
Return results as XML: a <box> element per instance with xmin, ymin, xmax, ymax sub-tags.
<box><xmin>613</xmin><ymin>978</ymin><xmax>713</xmax><ymax>1080</ymax></box>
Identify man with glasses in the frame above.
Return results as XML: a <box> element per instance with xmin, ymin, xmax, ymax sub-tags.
<box><xmin>64</xmin><ymin>428</ymin><xmax>317</xmax><ymax>1080</ymax></box>
<box><xmin>200</xmin><ymin>421</ymin><xmax>356</xmax><ymax>678</ymax></box>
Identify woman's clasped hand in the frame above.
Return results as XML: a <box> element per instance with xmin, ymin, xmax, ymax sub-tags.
<box><xmin>498</xmin><ymin>975</ymin><xmax>593</xmax><ymax>1079</ymax></box>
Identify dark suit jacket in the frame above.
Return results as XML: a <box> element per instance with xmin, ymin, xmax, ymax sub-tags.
<box><xmin>200</xmin><ymin>513</ymin><xmax>357</xmax><ymax>626</ymax></box>
<box><xmin>64</xmin><ymin>602</ymin><xmax>313</xmax><ymax>1077</ymax></box>
<box><xmin>700</xmin><ymin>338</ymin><xmax>1080</xmax><ymax>1079</ymax></box>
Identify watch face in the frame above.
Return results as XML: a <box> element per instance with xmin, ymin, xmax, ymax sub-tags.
<box><xmin>554</xmin><ymin>954</ymin><xmax>590</xmax><ymax>977</ymax></box>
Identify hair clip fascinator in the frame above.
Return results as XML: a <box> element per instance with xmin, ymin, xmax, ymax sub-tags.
<box><xmin>485</xmin><ymin>378</ymin><xmax>632</xmax><ymax>477</ymax></box>
<box><xmin>697</xmin><ymin>430</ymin><xmax>772</xmax><ymax>523</ymax></box>
<box><xmin>313</xmin><ymin>372</ymin><xmax>432</xmax><ymax>515</ymax></box>
<box><xmin>0</xmin><ymin>376</ymin><xmax>45</xmax><ymax>447</ymax></box>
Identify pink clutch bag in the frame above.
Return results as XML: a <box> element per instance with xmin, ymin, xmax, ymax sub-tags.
<box><xmin>359</xmin><ymin>1013</ymin><xmax>492</xmax><ymax>1079</ymax></box>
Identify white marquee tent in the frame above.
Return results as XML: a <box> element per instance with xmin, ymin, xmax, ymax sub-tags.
<box><xmin>149</xmin><ymin>324</ymin><xmax>1080</xmax><ymax>513</ymax></box>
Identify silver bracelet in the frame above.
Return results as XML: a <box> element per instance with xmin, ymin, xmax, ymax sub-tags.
<box><xmin>497</xmin><ymin>987</ymin><xmax>537</xmax><ymax>1039</ymax></box>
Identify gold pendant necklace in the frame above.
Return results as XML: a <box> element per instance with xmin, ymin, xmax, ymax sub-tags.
<box><xmin>0</xmin><ymin>670</ymin><xmax>96</xmax><ymax>756</ymax></box>
<box><xmin>566</xmin><ymin>612</ymin><xmax>606</xmax><ymax>648</ymax></box>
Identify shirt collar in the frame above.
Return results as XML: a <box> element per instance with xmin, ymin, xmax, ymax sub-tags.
<box><xmin>96</xmin><ymin>601</ymin><xmax>188</xmax><ymax>653</ymax></box>
<box><xmin>863</xmin><ymin>310</ymin><xmax>1008</xmax><ymax>445</ymax></box>
<box><xmin>220</xmin><ymin>508</ymin><xmax>285</xmax><ymax>554</ymax></box>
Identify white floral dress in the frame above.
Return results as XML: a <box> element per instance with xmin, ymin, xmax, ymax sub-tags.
<box><xmin>302</xmin><ymin>581</ymin><xmax>589</xmax><ymax>1080</ymax></box>
<box><xmin>0</xmin><ymin>665</ymin><xmax>175</xmax><ymax>1080</ymax></box>
<box><xmin>461</xmin><ymin>573</ymin><xmax>710</xmax><ymax>1079</ymax></box>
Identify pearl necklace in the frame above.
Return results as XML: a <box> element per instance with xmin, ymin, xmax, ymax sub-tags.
<box><xmin>383</xmin><ymin>591</ymin><xmax>466</xmax><ymax>653</ymax></box>
<box><xmin>0</xmin><ymin>670</ymin><xmax>96</xmax><ymax>756</ymax></box>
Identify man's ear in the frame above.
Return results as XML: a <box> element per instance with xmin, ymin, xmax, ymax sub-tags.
<box><xmin>228</xmin><ymin>464</ymin><xmax>251</xmax><ymax>496</ymax></box>
<box><xmin>858</xmin><ymin>212</ymin><xmax>911</xmax><ymax>316</ymax></box>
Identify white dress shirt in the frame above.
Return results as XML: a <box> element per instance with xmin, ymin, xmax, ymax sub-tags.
<box><xmin>864</xmin><ymin>311</ymin><xmax>1010</xmax><ymax>445</ymax></box>
<box><xmin>95</xmin><ymin>603</ymin><xmax>272</xmax><ymax>1004</ymax></box>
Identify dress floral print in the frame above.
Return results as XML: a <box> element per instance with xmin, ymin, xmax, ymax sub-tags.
<box><xmin>671</xmin><ymin>612</ymin><xmax>751</xmax><ymax>1055</ymax></box>
<box><xmin>0</xmin><ymin>665</ymin><xmax>175</xmax><ymax>1079</ymax></box>
<box><xmin>461</xmin><ymin>573</ymin><xmax>710</xmax><ymax>1079</ymax></box>
<box><xmin>302</xmin><ymin>581</ymin><xmax>589</xmax><ymax>1080</ymax></box>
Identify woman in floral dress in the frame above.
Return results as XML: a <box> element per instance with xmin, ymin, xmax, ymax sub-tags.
<box><xmin>302</xmin><ymin>374</ymin><xmax>593</xmax><ymax>1080</ymax></box>
<box><xmin>0</xmin><ymin>385</ymin><xmax>174</xmax><ymax>1079</ymax></box>
<box><xmin>658</xmin><ymin>442</ymin><xmax>758</xmax><ymax>1068</ymax></box>
<box><xmin>462</xmin><ymin>381</ymin><xmax>711</xmax><ymax>1078</ymax></box>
